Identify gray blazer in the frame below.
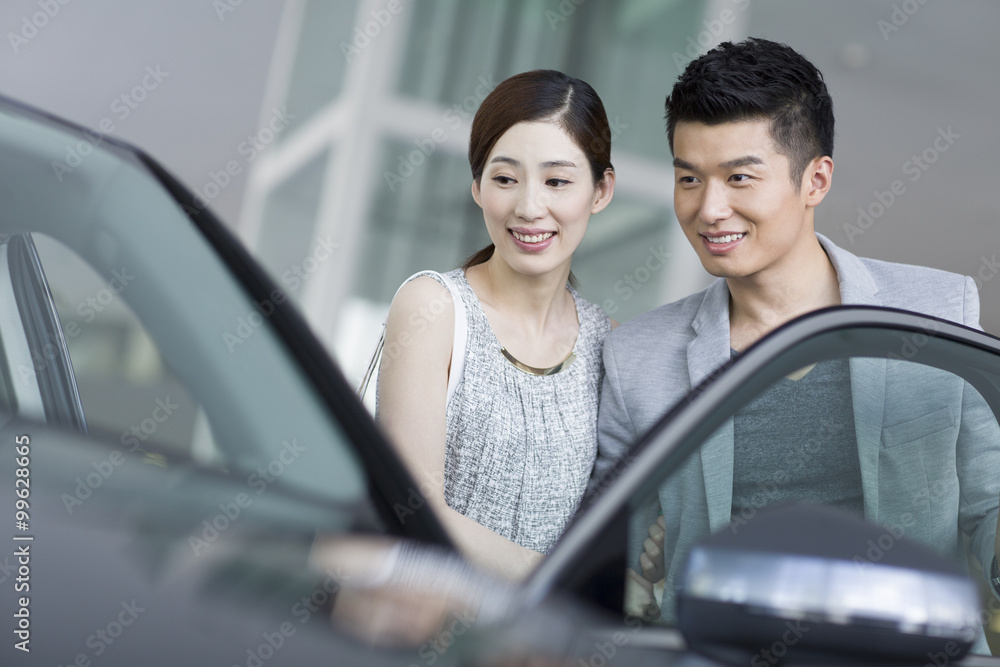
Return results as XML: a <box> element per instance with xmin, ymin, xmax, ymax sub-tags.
<box><xmin>596</xmin><ymin>234</ymin><xmax>1000</xmax><ymax>624</ymax></box>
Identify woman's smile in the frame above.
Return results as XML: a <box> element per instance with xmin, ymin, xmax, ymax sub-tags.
<box><xmin>509</xmin><ymin>228</ymin><xmax>556</xmax><ymax>252</ymax></box>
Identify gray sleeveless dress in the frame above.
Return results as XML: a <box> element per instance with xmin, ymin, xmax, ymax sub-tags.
<box><xmin>427</xmin><ymin>268</ymin><xmax>611</xmax><ymax>553</ymax></box>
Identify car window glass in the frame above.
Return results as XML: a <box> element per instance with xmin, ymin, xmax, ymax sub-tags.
<box><xmin>624</xmin><ymin>342</ymin><xmax>1000</xmax><ymax>654</ymax></box>
<box><xmin>34</xmin><ymin>233</ymin><xmax>221</xmax><ymax>465</ymax></box>
<box><xmin>0</xmin><ymin>103</ymin><xmax>369</xmax><ymax>515</ymax></box>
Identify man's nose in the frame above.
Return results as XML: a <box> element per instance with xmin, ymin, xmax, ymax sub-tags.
<box><xmin>699</xmin><ymin>181</ymin><xmax>732</xmax><ymax>223</ymax></box>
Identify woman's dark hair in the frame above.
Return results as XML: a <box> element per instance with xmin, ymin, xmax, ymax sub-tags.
<box><xmin>665</xmin><ymin>37</ymin><xmax>834</xmax><ymax>185</ymax></box>
<box><xmin>463</xmin><ymin>70</ymin><xmax>613</xmax><ymax>275</ymax></box>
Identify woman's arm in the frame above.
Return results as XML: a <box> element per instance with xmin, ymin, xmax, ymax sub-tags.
<box><xmin>376</xmin><ymin>276</ymin><xmax>542</xmax><ymax>580</ymax></box>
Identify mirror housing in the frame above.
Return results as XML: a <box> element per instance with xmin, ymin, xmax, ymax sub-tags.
<box><xmin>677</xmin><ymin>503</ymin><xmax>982</xmax><ymax>663</ymax></box>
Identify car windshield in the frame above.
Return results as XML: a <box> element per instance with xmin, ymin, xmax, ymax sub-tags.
<box><xmin>0</xmin><ymin>97</ymin><xmax>365</xmax><ymax>515</ymax></box>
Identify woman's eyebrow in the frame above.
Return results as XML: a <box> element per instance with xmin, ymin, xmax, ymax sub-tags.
<box><xmin>489</xmin><ymin>156</ymin><xmax>578</xmax><ymax>169</ymax></box>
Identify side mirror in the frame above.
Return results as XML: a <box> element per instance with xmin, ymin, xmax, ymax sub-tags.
<box><xmin>677</xmin><ymin>503</ymin><xmax>982</xmax><ymax>664</ymax></box>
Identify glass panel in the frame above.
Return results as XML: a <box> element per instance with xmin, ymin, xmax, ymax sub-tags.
<box><xmin>0</xmin><ymin>102</ymin><xmax>365</xmax><ymax>507</ymax></box>
<box><xmin>624</xmin><ymin>334</ymin><xmax>1000</xmax><ymax>655</ymax></box>
<box><xmin>36</xmin><ymin>234</ymin><xmax>215</xmax><ymax>461</ymax></box>
<box><xmin>359</xmin><ymin>141</ymin><xmax>482</xmax><ymax>302</ymax></box>
<box><xmin>256</xmin><ymin>148</ymin><xmax>330</xmax><ymax>306</ymax></box>
<box><xmin>279</xmin><ymin>0</ymin><xmax>356</xmax><ymax>142</ymax></box>
<box><xmin>571</xmin><ymin>196</ymin><xmax>674</xmax><ymax>323</ymax></box>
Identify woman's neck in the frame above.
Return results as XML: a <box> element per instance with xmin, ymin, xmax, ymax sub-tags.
<box><xmin>467</xmin><ymin>258</ymin><xmax>574</xmax><ymax>334</ymax></box>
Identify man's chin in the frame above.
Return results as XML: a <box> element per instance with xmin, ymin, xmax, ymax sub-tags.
<box><xmin>699</xmin><ymin>260</ymin><xmax>743</xmax><ymax>280</ymax></box>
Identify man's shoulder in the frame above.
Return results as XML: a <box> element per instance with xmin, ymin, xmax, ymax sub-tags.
<box><xmin>822</xmin><ymin>234</ymin><xmax>974</xmax><ymax>320</ymax></box>
<box><xmin>858</xmin><ymin>254</ymin><xmax>965</xmax><ymax>285</ymax></box>
<box><xmin>857</xmin><ymin>255</ymin><xmax>971</xmax><ymax>315</ymax></box>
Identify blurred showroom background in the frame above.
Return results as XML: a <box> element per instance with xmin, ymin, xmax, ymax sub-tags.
<box><xmin>1</xmin><ymin>0</ymin><xmax>998</xmax><ymax>405</ymax></box>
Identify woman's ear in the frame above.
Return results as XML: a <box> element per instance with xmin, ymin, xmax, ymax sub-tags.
<box><xmin>591</xmin><ymin>168</ymin><xmax>615</xmax><ymax>214</ymax></box>
<box><xmin>471</xmin><ymin>179</ymin><xmax>483</xmax><ymax>208</ymax></box>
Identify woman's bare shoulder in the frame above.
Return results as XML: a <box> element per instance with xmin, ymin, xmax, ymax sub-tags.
<box><xmin>385</xmin><ymin>274</ymin><xmax>456</xmax><ymax>347</ymax></box>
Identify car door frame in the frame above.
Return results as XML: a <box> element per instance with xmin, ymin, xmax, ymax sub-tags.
<box><xmin>526</xmin><ymin>306</ymin><xmax>1000</xmax><ymax>618</ymax></box>
<box><xmin>0</xmin><ymin>93</ymin><xmax>453</xmax><ymax>548</ymax></box>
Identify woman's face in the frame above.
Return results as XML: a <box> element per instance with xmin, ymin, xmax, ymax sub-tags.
<box><xmin>472</xmin><ymin>121</ymin><xmax>613</xmax><ymax>280</ymax></box>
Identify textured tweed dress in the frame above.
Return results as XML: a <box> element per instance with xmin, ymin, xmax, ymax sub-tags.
<box><xmin>426</xmin><ymin>268</ymin><xmax>611</xmax><ymax>553</ymax></box>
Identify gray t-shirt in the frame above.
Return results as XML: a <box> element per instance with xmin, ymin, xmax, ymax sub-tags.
<box><xmin>730</xmin><ymin>353</ymin><xmax>863</xmax><ymax>522</ymax></box>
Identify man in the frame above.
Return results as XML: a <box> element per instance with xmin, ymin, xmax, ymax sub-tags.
<box><xmin>595</xmin><ymin>38</ymin><xmax>1000</xmax><ymax>645</ymax></box>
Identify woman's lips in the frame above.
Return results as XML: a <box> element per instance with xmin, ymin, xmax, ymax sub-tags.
<box><xmin>701</xmin><ymin>232</ymin><xmax>745</xmax><ymax>255</ymax></box>
<box><xmin>509</xmin><ymin>229</ymin><xmax>555</xmax><ymax>252</ymax></box>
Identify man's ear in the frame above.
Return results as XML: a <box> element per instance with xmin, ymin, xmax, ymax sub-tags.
<box><xmin>804</xmin><ymin>156</ymin><xmax>834</xmax><ymax>207</ymax></box>
<box><xmin>471</xmin><ymin>179</ymin><xmax>483</xmax><ymax>208</ymax></box>
<box><xmin>591</xmin><ymin>168</ymin><xmax>616</xmax><ymax>214</ymax></box>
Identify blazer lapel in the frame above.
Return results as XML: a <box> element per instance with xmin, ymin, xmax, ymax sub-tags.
<box><xmin>688</xmin><ymin>280</ymin><xmax>736</xmax><ymax>532</ymax></box>
<box><xmin>819</xmin><ymin>234</ymin><xmax>886</xmax><ymax>520</ymax></box>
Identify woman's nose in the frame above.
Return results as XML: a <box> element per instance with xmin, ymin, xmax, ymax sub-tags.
<box><xmin>514</xmin><ymin>182</ymin><xmax>546</xmax><ymax>221</ymax></box>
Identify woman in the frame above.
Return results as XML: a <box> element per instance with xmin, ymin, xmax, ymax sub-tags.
<box><xmin>376</xmin><ymin>70</ymin><xmax>615</xmax><ymax>580</ymax></box>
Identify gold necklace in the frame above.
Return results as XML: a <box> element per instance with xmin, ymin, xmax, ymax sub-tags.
<box><xmin>500</xmin><ymin>347</ymin><xmax>576</xmax><ymax>376</ymax></box>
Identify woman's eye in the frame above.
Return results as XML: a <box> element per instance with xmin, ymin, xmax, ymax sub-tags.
<box><xmin>546</xmin><ymin>178</ymin><xmax>570</xmax><ymax>187</ymax></box>
<box><xmin>492</xmin><ymin>176</ymin><xmax>514</xmax><ymax>185</ymax></box>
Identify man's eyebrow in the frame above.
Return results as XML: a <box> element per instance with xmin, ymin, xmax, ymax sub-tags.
<box><xmin>673</xmin><ymin>156</ymin><xmax>765</xmax><ymax>170</ymax></box>
<box><xmin>720</xmin><ymin>155</ymin><xmax>764</xmax><ymax>169</ymax></box>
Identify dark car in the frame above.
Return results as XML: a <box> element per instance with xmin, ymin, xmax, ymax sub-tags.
<box><xmin>2</xmin><ymin>94</ymin><xmax>1000</xmax><ymax>666</ymax></box>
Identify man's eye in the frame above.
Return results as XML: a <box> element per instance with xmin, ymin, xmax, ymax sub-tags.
<box><xmin>678</xmin><ymin>176</ymin><xmax>698</xmax><ymax>185</ymax></box>
<box><xmin>730</xmin><ymin>174</ymin><xmax>752</xmax><ymax>183</ymax></box>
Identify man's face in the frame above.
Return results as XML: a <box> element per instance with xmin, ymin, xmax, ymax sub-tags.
<box><xmin>672</xmin><ymin>119</ymin><xmax>822</xmax><ymax>281</ymax></box>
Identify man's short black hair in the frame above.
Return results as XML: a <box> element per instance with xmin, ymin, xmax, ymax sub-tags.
<box><xmin>665</xmin><ymin>37</ymin><xmax>834</xmax><ymax>185</ymax></box>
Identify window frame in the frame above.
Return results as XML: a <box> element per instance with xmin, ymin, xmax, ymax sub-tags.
<box><xmin>527</xmin><ymin>306</ymin><xmax>1000</xmax><ymax>612</ymax></box>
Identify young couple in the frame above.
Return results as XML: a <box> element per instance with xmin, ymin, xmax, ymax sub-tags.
<box><xmin>376</xmin><ymin>38</ymin><xmax>998</xmax><ymax>598</ymax></box>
